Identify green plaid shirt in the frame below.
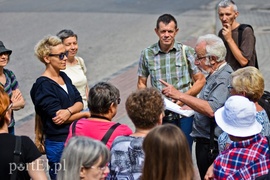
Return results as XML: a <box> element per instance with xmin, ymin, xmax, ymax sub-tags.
<box><xmin>138</xmin><ymin>41</ymin><xmax>199</xmax><ymax>92</ymax></box>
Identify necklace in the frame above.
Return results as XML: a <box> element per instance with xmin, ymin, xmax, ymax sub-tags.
<box><xmin>90</xmin><ymin>114</ymin><xmax>110</xmax><ymax>121</ymax></box>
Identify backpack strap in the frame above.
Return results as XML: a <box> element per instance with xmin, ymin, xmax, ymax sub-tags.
<box><xmin>11</xmin><ymin>136</ymin><xmax>22</xmax><ymax>180</ymax></box>
<box><xmin>101</xmin><ymin>123</ymin><xmax>121</xmax><ymax>145</ymax></box>
<box><xmin>72</xmin><ymin>120</ymin><xmax>79</xmax><ymax>137</ymax></box>
<box><xmin>76</xmin><ymin>57</ymin><xmax>86</xmax><ymax>74</ymax></box>
<box><xmin>238</xmin><ymin>24</ymin><xmax>253</xmax><ymax>46</ymax></box>
<box><xmin>182</xmin><ymin>45</ymin><xmax>193</xmax><ymax>86</ymax></box>
<box><xmin>182</xmin><ymin>44</ymin><xmax>187</xmax><ymax>65</ymax></box>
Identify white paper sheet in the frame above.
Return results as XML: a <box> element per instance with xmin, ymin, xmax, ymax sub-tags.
<box><xmin>164</xmin><ymin>98</ymin><xmax>195</xmax><ymax>117</ymax></box>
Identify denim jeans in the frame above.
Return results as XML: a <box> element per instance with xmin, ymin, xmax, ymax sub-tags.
<box><xmin>163</xmin><ymin>116</ymin><xmax>194</xmax><ymax>150</ymax></box>
<box><xmin>45</xmin><ymin>139</ymin><xmax>64</xmax><ymax>180</ymax></box>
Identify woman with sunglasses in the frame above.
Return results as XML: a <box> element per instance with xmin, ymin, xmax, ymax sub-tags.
<box><xmin>65</xmin><ymin>82</ymin><xmax>132</xmax><ymax>149</ymax></box>
<box><xmin>0</xmin><ymin>41</ymin><xmax>25</xmax><ymax>134</ymax></box>
<box><xmin>57</xmin><ymin>29</ymin><xmax>89</xmax><ymax>111</ymax></box>
<box><xmin>30</xmin><ymin>35</ymin><xmax>90</xmax><ymax>180</ymax></box>
<box><xmin>204</xmin><ymin>66</ymin><xmax>270</xmax><ymax>180</ymax></box>
<box><xmin>0</xmin><ymin>86</ymin><xmax>47</xmax><ymax>180</ymax></box>
<box><xmin>58</xmin><ymin>136</ymin><xmax>110</xmax><ymax>180</ymax></box>
<box><xmin>218</xmin><ymin>66</ymin><xmax>270</xmax><ymax>153</ymax></box>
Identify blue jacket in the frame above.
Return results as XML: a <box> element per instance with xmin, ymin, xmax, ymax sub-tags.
<box><xmin>30</xmin><ymin>72</ymin><xmax>82</xmax><ymax>141</ymax></box>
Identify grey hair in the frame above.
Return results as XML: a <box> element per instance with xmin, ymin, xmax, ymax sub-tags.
<box><xmin>218</xmin><ymin>0</ymin><xmax>238</xmax><ymax>12</ymax></box>
<box><xmin>57</xmin><ymin>136</ymin><xmax>110</xmax><ymax>180</ymax></box>
<box><xmin>56</xmin><ymin>29</ymin><xmax>78</xmax><ymax>41</ymax></box>
<box><xmin>88</xmin><ymin>82</ymin><xmax>120</xmax><ymax>114</ymax></box>
<box><xmin>196</xmin><ymin>34</ymin><xmax>226</xmax><ymax>63</ymax></box>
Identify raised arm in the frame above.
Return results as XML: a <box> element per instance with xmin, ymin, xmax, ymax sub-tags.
<box><xmin>11</xmin><ymin>89</ymin><xmax>25</xmax><ymax>110</ymax></box>
<box><xmin>222</xmin><ymin>23</ymin><xmax>249</xmax><ymax>67</ymax></box>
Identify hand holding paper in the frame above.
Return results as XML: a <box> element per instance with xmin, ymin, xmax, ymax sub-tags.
<box><xmin>164</xmin><ymin>98</ymin><xmax>194</xmax><ymax>117</ymax></box>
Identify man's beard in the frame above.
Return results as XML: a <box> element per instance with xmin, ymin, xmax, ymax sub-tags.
<box><xmin>199</xmin><ymin>67</ymin><xmax>210</xmax><ymax>77</ymax></box>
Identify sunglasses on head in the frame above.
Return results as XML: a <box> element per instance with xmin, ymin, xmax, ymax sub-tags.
<box><xmin>49</xmin><ymin>51</ymin><xmax>68</xmax><ymax>60</ymax></box>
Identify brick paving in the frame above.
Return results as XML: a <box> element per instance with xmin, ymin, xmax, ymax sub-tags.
<box><xmin>16</xmin><ymin>1</ymin><xmax>270</xmax><ymax>140</ymax></box>
<box><xmin>14</xmin><ymin>1</ymin><xmax>270</xmax><ymax>179</ymax></box>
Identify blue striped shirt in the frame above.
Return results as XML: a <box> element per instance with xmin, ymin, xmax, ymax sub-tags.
<box><xmin>1</xmin><ymin>68</ymin><xmax>19</xmax><ymax>127</ymax></box>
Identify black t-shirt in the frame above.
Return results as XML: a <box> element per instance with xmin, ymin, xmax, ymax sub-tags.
<box><xmin>0</xmin><ymin>133</ymin><xmax>41</xmax><ymax>180</ymax></box>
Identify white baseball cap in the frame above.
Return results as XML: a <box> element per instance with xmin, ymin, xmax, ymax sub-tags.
<box><xmin>215</xmin><ymin>95</ymin><xmax>262</xmax><ymax>137</ymax></box>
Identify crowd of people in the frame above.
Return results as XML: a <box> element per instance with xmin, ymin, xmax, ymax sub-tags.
<box><xmin>1</xmin><ymin>0</ymin><xmax>269</xmax><ymax>179</ymax></box>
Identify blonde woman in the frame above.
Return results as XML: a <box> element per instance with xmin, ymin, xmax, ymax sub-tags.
<box><xmin>30</xmin><ymin>35</ymin><xmax>90</xmax><ymax>180</ymax></box>
<box><xmin>218</xmin><ymin>66</ymin><xmax>270</xmax><ymax>152</ymax></box>
<box><xmin>205</xmin><ymin>67</ymin><xmax>270</xmax><ymax>180</ymax></box>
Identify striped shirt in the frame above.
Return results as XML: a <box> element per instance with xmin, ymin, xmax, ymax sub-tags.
<box><xmin>137</xmin><ymin>41</ymin><xmax>199</xmax><ymax>92</ymax></box>
<box><xmin>0</xmin><ymin>68</ymin><xmax>19</xmax><ymax>127</ymax></box>
<box><xmin>214</xmin><ymin>134</ymin><xmax>270</xmax><ymax>180</ymax></box>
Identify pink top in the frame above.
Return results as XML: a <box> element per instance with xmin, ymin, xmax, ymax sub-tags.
<box><xmin>65</xmin><ymin>118</ymin><xmax>133</xmax><ymax>149</ymax></box>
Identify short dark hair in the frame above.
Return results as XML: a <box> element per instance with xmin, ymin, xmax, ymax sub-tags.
<box><xmin>88</xmin><ymin>82</ymin><xmax>120</xmax><ymax>114</ymax></box>
<box><xmin>156</xmin><ymin>14</ymin><xmax>177</xmax><ymax>29</ymax></box>
<box><xmin>56</xmin><ymin>29</ymin><xmax>78</xmax><ymax>41</ymax></box>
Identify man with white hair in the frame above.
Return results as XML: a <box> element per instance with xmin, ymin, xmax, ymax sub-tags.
<box><xmin>214</xmin><ymin>95</ymin><xmax>270</xmax><ymax>179</ymax></box>
<box><xmin>160</xmin><ymin>34</ymin><xmax>233</xmax><ymax>179</ymax></box>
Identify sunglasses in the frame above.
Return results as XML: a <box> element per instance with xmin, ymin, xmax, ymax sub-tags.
<box><xmin>117</xmin><ymin>98</ymin><xmax>121</xmax><ymax>105</ymax></box>
<box><xmin>194</xmin><ymin>53</ymin><xmax>208</xmax><ymax>62</ymax></box>
<box><xmin>227</xmin><ymin>85</ymin><xmax>234</xmax><ymax>92</ymax></box>
<box><xmin>49</xmin><ymin>51</ymin><xmax>68</xmax><ymax>60</ymax></box>
<box><xmin>0</xmin><ymin>52</ymin><xmax>10</xmax><ymax>56</ymax></box>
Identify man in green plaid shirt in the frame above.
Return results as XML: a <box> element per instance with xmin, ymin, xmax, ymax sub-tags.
<box><xmin>137</xmin><ymin>14</ymin><xmax>205</xmax><ymax>149</ymax></box>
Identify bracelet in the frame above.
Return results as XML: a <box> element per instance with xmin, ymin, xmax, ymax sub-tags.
<box><xmin>66</xmin><ymin>108</ymin><xmax>72</xmax><ymax>116</ymax></box>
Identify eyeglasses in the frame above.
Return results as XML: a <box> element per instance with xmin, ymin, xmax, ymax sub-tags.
<box><xmin>227</xmin><ymin>85</ymin><xmax>234</xmax><ymax>92</ymax></box>
<box><xmin>195</xmin><ymin>56</ymin><xmax>207</xmax><ymax>62</ymax></box>
<box><xmin>194</xmin><ymin>53</ymin><xmax>208</xmax><ymax>62</ymax></box>
<box><xmin>0</xmin><ymin>102</ymin><xmax>13</xmax><ymax>120</ymax></box>
<box><xmin>49</xmin><ymin>51</ymin><xmax>68</xmax><ymax>60</ymax></box>
<box><xmin>117</xmin><ymin>98</ymin><xmax>121</xmax><ymax>105</ymax></box>
<box><xmin>90</xmin><ymin>165</ymin><xmax>107</xmax><ymax>172</ymax></box>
